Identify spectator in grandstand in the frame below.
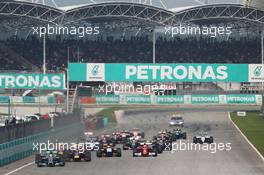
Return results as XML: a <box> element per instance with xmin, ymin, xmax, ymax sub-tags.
<box><xmin>0</xmin><ymin>35</ymin><xmax>261</xmax><ymax>71</ymax></box>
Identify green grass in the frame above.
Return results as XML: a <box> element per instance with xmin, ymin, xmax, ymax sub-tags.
<box><xmin>96</xmin><ymin>107</ymin><xmax>120</xmax><ymax>123</ymax></box>
<box><xmin>231</xmin><ymin>111</ymin><xmax>264</xmax><ymax>156</ymax></box>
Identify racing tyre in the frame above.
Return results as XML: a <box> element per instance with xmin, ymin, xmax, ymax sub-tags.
<box><xmin>63</xmin><ymin>150</ymin><xmax>71</xmax><ymax>162</ymax></box>
<box><xmin>60</xmin><ymin>159</ymin><xmax>65</xmax><ymax>166</ymax></box>
<box><xmin>96</xmin><ymin>150</ymin><xmax>102</xmax><ymax>157</ymax></box>
<box><xmin>116</xmin><ymin>148</ymin><xmax>122</xmax><ymax>157</ymax></box>
<box><xmin>35</xmin><ymin>154</ymin><xmax>41</xmax><ymax>164</ymax></box>
<box><xmin>182</xmin><ymin>133</ymin><xmax>187</xmax><ymax>139</ymax></box>
<box><xmin>193</xmin><ymin>137</ymin><xmax>198</xmax><ymax>144</ymax></box>
<box><xmin>123</xmin><ymin>145</ymin><xmax>128</xmax><ymax>150</ymax></box>
<box><xmin>84</xmin><ymin>151</ymin><xmax>92</xmax><ymax>161</ymax></box>
<box><xmin>152</xmin><ymin>149</ymin><xmax>158</xmax><ymax>157</ymax></box>
<box><xmin>209</xmin><ymin>136</ymin><xmax>214</xmax><ymax>144</ymax></box>
<box><xmin>132</xmin><ymin>150</ymin><xmax>137</xmax><ymax>157</ymax></box>
<box><xmin>157</xmin><ymin>147</ymin><xmax>163</xmax><ymax>154</ymax></box>
<box><xmin>37</xmin><ymin>162</ymin><xmax>42</xmax><ymax>167</ymax></box>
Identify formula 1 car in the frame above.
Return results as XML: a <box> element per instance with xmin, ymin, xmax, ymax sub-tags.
<box><xmin>123</xmin><ymin>137</ymin><xmax>141</xmax><ymax>150</ymax></box>
<box><xmin>112</xmin><ymin>131</ymin><xmax>132</xmax><ymax>144</ymax></box>
<box><xmin>155</xmin><ymin>130</ymin><xmax>173</xmax><ymax>142</ymax></box>
<box><xmin>35</xmin><ymin>150</ymin><xmax>65</xmax><ymax>167</ymax></box>
<box><xmin>130</xmin><ymin>128</ymin><xmax>145</xmax><ymax>138</ymax></box>
<box><xmin>157</xmin><ymin>129</ymin><xmax>170</xmax><ymax>136</ymax></box>
<box><xmin>133</xmin><ymin>142</ymin><xmax>158</xmax><ymax>157</ymax></box>
<box><xmin>193</xmin><ymin>132</ymin><xmax>214</xmax><ymax>144</ymax></box>
<box><xmin>169</xmin><ymin>114</ymin><xmax>184</xmax><ymax>127</ymax></box>
<box><xmin>99</xmin><ymin>134</ymin><xmax>116</xmax><ymax>147</ymax></box>
<box><xmin>152</xmin><ymin>136</ymin><xmax>172</xmax><ymax>153</ymax></box>
<box><xmin>85</xmin><ymin>136</ymin><xmax>100</xmax><ymax>151</ymax></box>
<box><xmin>63</xmin><ymin>149</ymin><xmax>91</xmax><ymax>162</ymax></box>
<box><xmin>169</xmin><ymin>129</ymin><xmax>187</xmax><ymax>141</ymax></box>
<box><xmin>58</xmin><ymin>142</ymin><xmax>91</xmax><ymax>162</ymax></box>
<box><xmin>96</xmin><ymin>143</ymin><xmax>122</xmax><ymax>157</ymax></box>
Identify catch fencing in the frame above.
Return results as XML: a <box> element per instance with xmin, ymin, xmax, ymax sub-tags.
<box><xmin>0</xmin><ymin>110</ymin><xmax>83</xmax><ymax>166</ymax></box>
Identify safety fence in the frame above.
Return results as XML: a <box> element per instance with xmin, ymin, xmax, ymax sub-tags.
<box><xmin>80</xmin><ymin>94</ymin><xmax>262</xmax><ymax>105</ymax></box>
<box><xmin>0</xmin><ymin>122</ymin><xmax>83</xmax><ymax>166</ymax></box>
<box><xmin>0</xmin><ymin>111</ymin><xmax>81</xmax><ymax>143</ymax></box>
<box><xmin>0</xmin><ymin>95</ymin><xmax>64</xmax><ymax>104</ymax></box>
<box><xmin>0</xmin><ymin>119</ymin><xmax>50</xmax><ymax>143</ymax></box>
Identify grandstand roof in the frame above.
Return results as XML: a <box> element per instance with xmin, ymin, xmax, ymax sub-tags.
<box><xmin>15</xmin><ymin>0</ymin><xmax>245</xmax><ymax>10</ymax></box>
<box><xmin>0</xmin><ymin>0</ymin><xmax>263</xmax><ymax>32</ymax></box>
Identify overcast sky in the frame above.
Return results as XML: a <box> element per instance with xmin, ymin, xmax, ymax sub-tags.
<box><xmin>22</xmin><ymin>0</ymin><xmax>244</xmax><ymax>8</ymax></box>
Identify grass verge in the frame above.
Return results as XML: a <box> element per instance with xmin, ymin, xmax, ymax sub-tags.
<box><xmin>230</xmin><ymin>111</ymin><xmax>264</xmax><ymax>156</ymax></box>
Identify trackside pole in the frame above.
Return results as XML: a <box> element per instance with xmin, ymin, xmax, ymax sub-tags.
<box><xmin>66</xmin><ymin>68</ymin><xmax>69</xmax><ymax>114</ymax></box>
<box><xmin>261</xmin><ymin>29</ymin><xmax>264</xmax><ymax>114</ymax></box>
<box><xmin>38</xmin><ymin>87</ymin><xmax>40</xmax><ymax>114</ymax></box>
<box><xmin>153</xmin><ymin>28</ymin><xmax>156</xmax><ymax>64</ymax></box>
<box><xmin>66</xmin><ymin>47</ymin><xmax>70</xmax><ymax>114</ymax></box>
<box><xmin>261</xmin><ymin>30</ymin><xmax>264</xmax><ymax>114</ymax></box>
<box><xmin>43</xmin><ymin>34</ymin><xmax>46</xmax><ymax>74</ymax></box>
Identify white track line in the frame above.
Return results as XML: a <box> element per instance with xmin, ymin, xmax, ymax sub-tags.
<box><xmin>4</xmin><ymin>161</ymin><xmax>34</xmax><ymax>175</ymax></box>
<box><xmin>228</xmin><ymin>112</ymin><xmax>264</xmax><ymax>162</ymax></box>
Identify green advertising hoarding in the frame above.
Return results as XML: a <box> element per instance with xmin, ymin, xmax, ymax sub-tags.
<box><xmin>125</xmin><ymin>95</ymin><xmax>151</xmax><ymax>104</ymax></box>
<box><xmin>0</xmin><ymin>96</ymin><xmax>9</xmax><ymax>103</ymax></box>
<box><xmin>69</xmin><ymin>63</ymin><xmax>264</xmax><ymax>82</ymax></box>
<box><xmin>191</xmin><ymin>95</ymin><xmax>219</xmax><ymax>104</ymax></box>
<box><xmin>226</xmin><ymin>94</ymin><xmax>256</xmax><ymax>104</ymax></box>
<box><xmin>156</xmin><ymin>95</ymin><xmax>184</xmax><ymax>104</ymax></box>
<box><xmin>96</xmin><ymin>95</ymin><xmax>120</xmax><ymax>104</ymax></box>
<box><xmin>0</xmin><ymin>74</ymin><xmax>65</xmax><ymax>90</ymax></box>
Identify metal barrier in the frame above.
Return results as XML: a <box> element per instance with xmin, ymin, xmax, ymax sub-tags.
<box><xmin>0</xmin><ymin>109</ymin><xmax>83</xmax><ymax>166</ymax></box>
<box><xmin>0</xmin><ymin>120</ymin><xmax>50</xmax><ymax>144</ymax></box>
<box><xmin>0</xmin><ymin>110</ymin><xmax>81</xmax><ymax>144</ymax></box>
<box><xmin>0</xmin><ymin>122</ymin><xmax>83</xmax><ymax>166</ymax></box>
<box><xmin>79</xmin><ymin>94</ymin><xmax>263</xmax><ymax>105</ymax></box>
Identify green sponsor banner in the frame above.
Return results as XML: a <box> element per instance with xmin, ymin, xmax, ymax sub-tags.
<box><xmin>0</xmin><ymin>96</ymin><xmax>9</xmax><ymax>103</ymax></box>
<box><xmin>69</xmin><ymin>63</ymin><xmax>87</xmax><ymax>81</ymax></box>
<box><xmin>156</xmin><ymin>95</ymin><xmax>184</xmax><ymax>104</ymax></box>
<box><xmin>47</xmin><ymin>96</ymin><xmax>56</xmax><ymax>104</ymax></box>
<box><xmin>96</xmin><ymin>95</ymin><xmax>120</xmax><ymax>104</ymax></box>
<box><xmin>22</xmin><ymin>96</ymin><xmax>36</xmax><ymax>103</ymax></box>
<box><xmin>69</xmin><ymin>63</ymin><xmax>252</xmax><ymax>82</ymax></box>
<box><xmin>125</xmin><ymin>95</ymin><xmax>151</xmax><ymax>104</ymax></box>
<box><xmin>191</xmin><ymin>95</ymin><xmax>219</xmax><ymax>104</ymax></box>
<box><xmin>226</xmin><ymin>94</ymin><xmax>256</xmax><ymax>104</ymax></box>
<box><xmin>0</xmin><ymin>74</ymin><xmax>65</xmax><ymax>90</ymax></box>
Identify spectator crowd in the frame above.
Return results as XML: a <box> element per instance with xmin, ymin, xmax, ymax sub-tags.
<box><xmin>0</xmin><ymin>35</ymin><xmax>261</xmax><ymax>71</ymax></box>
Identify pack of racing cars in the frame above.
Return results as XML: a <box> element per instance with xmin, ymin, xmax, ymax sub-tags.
<box><xmin>35</xmin><ymin>123</ymin><xmax>215</xmax><ymax>167</ymax></box>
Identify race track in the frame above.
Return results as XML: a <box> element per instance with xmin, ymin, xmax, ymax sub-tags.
<box><xmin>2</xmin><ymin>106</ymin><xmax>264</xmax><ymax>175</ymax></box>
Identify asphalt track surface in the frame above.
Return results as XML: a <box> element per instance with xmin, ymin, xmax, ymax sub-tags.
<box><xmin>2</xmin><ymin>106</ymin><xmax>264</xmax><ymax>175</ymax></box>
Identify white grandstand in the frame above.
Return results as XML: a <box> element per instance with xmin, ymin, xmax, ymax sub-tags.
<box><xmin>15</xmin><ymin>0</ymin><xmax>264</xmax><ymax>15</ymax></box>
<box><xmin>16</xmin><ymin>0</ymin><xmax>246</xmax><ymax>10</ymax></box>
